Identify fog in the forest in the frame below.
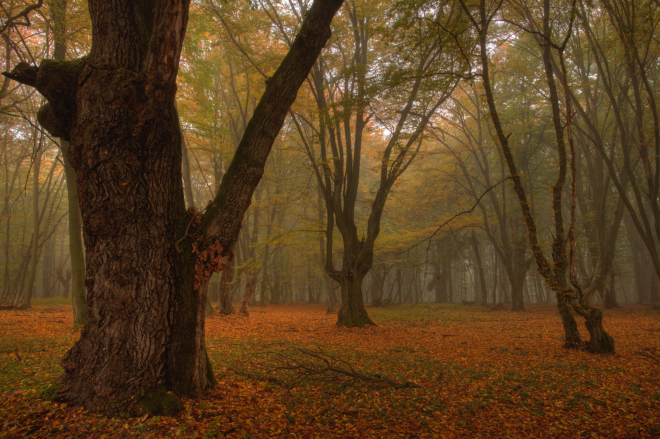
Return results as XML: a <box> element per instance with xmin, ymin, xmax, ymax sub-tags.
<box><xmin>1</xmin><ymin>0</ymin><xmax>659</xmax><ymax>436</ymax></box>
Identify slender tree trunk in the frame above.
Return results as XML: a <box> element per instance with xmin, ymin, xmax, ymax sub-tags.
<box><xmin>604</xmin><ymin>270</ymin><xmax>621</xmax><ymax>309</ymax></box>
<box><xmin>50</xmin><ymin>0</ymin><xmax>87</xmax><ymax>324</ymax></box>
<box><xmin>271</xmin><ymin>243</ymin><xmax>282</xmax><ymax>305</ymax></box>
<box><xmin>62</xmin><ymin>142</ymin><xmax>86</xmax><ymax>325</ymax></box>
<box><xmin>471</xmin><ymin>231</ymin><xmax>488</xmax><ymax>306</ymax></box>
<box><xmin>217</xmin><ymin>257</ymin><xmax>235</xmax><ymax>314</ymax></box>
<box><xmin>23</xmin><ymin>138</ymin><xmax>42</xmax><ymax>308</ymax></box>
<box><xmin>259</xmin><ymin>244</ymin><xmax>268</xmax><ymax>306</ymax></box>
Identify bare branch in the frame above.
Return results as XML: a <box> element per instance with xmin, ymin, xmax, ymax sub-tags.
<box><xmin>0</xmin><ymin>0</ymin><xmax>43</xmax><ymax>35</ymax></box>
<box><xmin>236</xmin><ymin>346</ymin><xmax>422</xmax><ymax>389</ymax></box>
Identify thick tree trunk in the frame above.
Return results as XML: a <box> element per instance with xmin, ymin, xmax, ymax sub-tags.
<box><xmin>337</xmin><ymin>269</ymin><xmax>375</xmax><ymax>327</ymax></box>
<box><xmin>557</xmin><ymin>298</ymin><xmax>582</xmax><ymax>349</ymax></box>
<box><xmin>334</xmin><ymin>234</ymin><xmax>374</xmax><ymax>327</ymax></box>
<box><xmin>2</xmin><ymin>0</ymin><xmax>345</xmax><ymax>416</ymax></box>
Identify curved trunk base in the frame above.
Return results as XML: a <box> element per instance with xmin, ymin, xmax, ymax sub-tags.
<box><xmin>336</xmin><ymin>273</ymin><xmax>376</xmax><ymax>328</ymax></box>
<box><xmin>583</xmin><ymin>308</ymin><xmax>615</xmax><ymax>353</ymax></box>
<box><xmin>337</xmin><ymin>304</ymin><xmax>376</xmax><ymax>327</ymax></box>
<box><xmin>557</xmin><ymin>301</ymin><xmax>582</xmax><ymax>349</ymax></box>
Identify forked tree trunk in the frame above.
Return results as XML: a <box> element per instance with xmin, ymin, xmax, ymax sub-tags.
<box><xmin>3</xmin><ymin>0</ymin><xmax>344</xmax><ymax>416</ymax></box>
<box><xmin>334</xmin><ymin>234</ymin><xmax>374</xmax><ymax>327</ymax></box>
<box><xmin>466</xmin><ymin>0</ymin><xmax>614</xmax><ymax>352</ymax></box>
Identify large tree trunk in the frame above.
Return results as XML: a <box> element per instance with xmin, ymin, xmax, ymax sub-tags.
<box><xmin>3</xmin><ymin>0</ymin><xmax>344</xmax><ymax>416</ymax></box>
<box><xmin>335</xmin><ymin>236</ymin><xmax>375</xmax><ymax>327</ymax></box>
<box><xmin>337</xmin><ymin>270</ymin><xmax>374</xmax><ymax>327</ymax></box>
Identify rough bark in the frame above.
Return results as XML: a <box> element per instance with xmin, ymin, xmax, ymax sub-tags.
<box><xmin>336</xmin><ymin>261</ymin><xmax>375</xmax><ymax>328</ymax></box>
<box><xmin>3</xmin><ymin>0</ymin><xmax>344</xmax><ymax>416</ymax></box>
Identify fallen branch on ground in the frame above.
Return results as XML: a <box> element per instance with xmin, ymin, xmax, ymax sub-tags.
<box><xmin>636</xmin><ymin>347</ymin><xmax>660</xmax><ymax>365</ymax></box>
<box><xmin>235</xmin><ymin>346</ymin><xmax>421</xmax><ymax>389</ymax></box>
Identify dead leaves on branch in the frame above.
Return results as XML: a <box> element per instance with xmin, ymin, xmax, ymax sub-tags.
<box><xmin>193</xmin><ymin>239</ymin><xmax>227</xmax><ymax>291</ymax></box>
<box><xmin>176</xmin><ymin>205</ymin><xmax>229</xmax><ymax>290</ymax></box>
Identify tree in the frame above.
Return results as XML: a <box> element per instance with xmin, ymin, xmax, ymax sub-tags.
<box><xmin>457</xmin><ymin>0</ymin><xmax>614</xmax><ymax>352</ymax></box>
<box><xmin>3</xmin><ymin>0</ymin><xmax>344</xmax><ymax>416</ymax></box>
<box><xmin>268</xmin><ymin>0</ymin><xmax>467</xmax><ymax>326</ymax></box>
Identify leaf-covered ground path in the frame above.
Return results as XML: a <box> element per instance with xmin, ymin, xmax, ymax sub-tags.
<box><xmin>1</xmin><ymin>302</ymin><xmax>659</xmax><ymax>438</ymax></box>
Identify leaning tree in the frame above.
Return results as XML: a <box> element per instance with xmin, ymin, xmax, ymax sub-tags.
<box><xmin>3</xmin><ymin>0</ymin><xmax>344</xmax><ymax>416</ymax></box>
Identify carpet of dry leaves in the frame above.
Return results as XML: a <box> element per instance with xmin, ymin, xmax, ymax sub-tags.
<box><xmin>0</xmin><ymin>301</ymin><xmax>658</xmax><ymax>438</ymax></box>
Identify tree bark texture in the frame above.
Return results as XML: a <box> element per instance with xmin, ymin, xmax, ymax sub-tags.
<box><xmin>3</xmin><ymin>0</ymin><xmax>344</xmax><ymax>416</ymax></box>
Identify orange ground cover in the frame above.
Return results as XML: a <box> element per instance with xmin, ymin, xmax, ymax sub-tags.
<box><xmin>0</xmin><ymin>303</ymin><xmax>658</xmax><ymax>438</ymax></box>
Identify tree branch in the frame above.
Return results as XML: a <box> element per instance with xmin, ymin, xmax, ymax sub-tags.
<box><xmin>0</xmin><ymin>0</ymin><xmax>43</xmax><ymax>35</ymax></box>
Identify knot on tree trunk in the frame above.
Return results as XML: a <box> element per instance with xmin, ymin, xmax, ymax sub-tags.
<box><xmin>2</xmin><ymin>58</ymin><xmax>83</xmax><ymax>140</ymax></box>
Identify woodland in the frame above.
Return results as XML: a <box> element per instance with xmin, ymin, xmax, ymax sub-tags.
<box><xmin>0</xmin><ymin>0</ymin><xmax>659</xmax><ymax>437</ymax></box>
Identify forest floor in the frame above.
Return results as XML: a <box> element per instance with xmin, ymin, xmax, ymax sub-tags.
<box><xmin>0</xmin><ymin>300</ymin><xmax>659</xmax><ymax>438</ymax></box>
